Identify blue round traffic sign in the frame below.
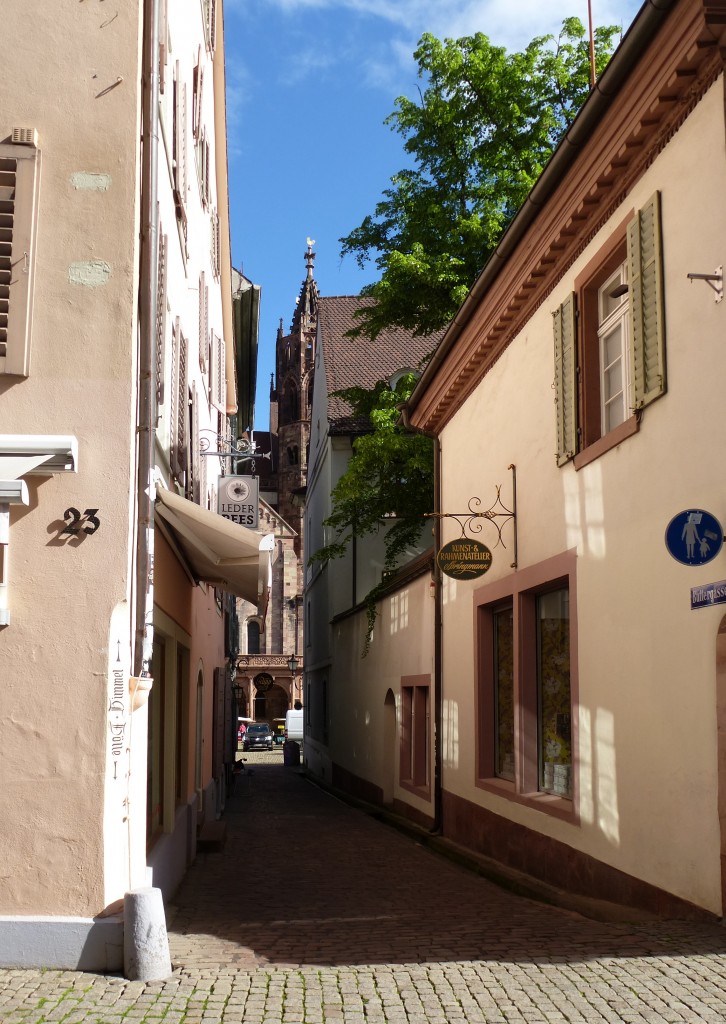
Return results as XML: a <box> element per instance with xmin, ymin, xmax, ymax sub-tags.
<box><xmin>665</xmin><ymin>509</ymin><xmax>724</xmax><ymax>566</ymax></box>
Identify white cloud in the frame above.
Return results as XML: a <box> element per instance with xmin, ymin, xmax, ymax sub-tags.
<box><xmin>231</xmin><ymin>0</ymin><xmax>640</xmax><ymax>51</ymax></box>
<box><xmin>227</xmin><ymin>0</ymin><xmax>641</xmax><ymax>104</ymax></box>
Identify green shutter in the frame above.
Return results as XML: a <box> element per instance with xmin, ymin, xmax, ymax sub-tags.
<box><xmin>554</xmin><ymin>293</ymin><xmax>577</xmax><ymax>466</ymax></box>
<box><xmin>628</xmin><ymin>191</ymin><xmax>666</xmax><ymax>410</ymax></box>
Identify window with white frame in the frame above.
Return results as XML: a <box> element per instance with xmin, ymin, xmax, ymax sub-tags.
<box><xmin>598</xmin><ymin>261</ymin><xmax>630</xmax><ymax>435</ymax></box>
<box><xmin>554</xmin><ymin>192</ymin><xmax>666</xmax><ymax>468</ymax></box>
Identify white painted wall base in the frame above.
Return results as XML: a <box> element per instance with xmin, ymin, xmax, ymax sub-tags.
<box><xmin>0</xmin><ymin>915</ymin><xmax>123</xmax><ymax>971</ymax></box>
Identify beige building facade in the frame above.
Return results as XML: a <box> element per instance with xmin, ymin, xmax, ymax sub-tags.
<box><xmin>406</xmin><ymin>0</ymin><xmax>726</xmax><ymax>918</ymax></box>
<box><xmin>0</xmin><ymin>0</ymin><xmax>265</xmax><ymax>971</ymax></box>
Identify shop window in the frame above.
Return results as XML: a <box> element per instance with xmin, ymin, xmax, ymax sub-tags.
<box><xmin>476</xmin><ymin>551</ymin><xmax>577</xmax><ymax>819</ymax></box>
<box><xmin>554</xmin><ymin>192</ymin><xmax>666</xmax><ymax>469</ymax></box>
<box><xmin>493</xmin><ymin>603</ymin><xmax>514</xmax><ymax>781</ymax></box>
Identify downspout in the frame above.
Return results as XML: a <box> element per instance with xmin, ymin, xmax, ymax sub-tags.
<box><xmin>398</xmin><ymin>406</ymin><xmax>443</xmax><ymax>834</ymax></box>
<box><xmin>122</xmin><ymin>0</ymin><xmax>172</xmax><ymax>985</ymax></box>
<box><xmin>135</xmin><ymin>0</ymin><xmax>160</xmax><ymax>681</ymax></box>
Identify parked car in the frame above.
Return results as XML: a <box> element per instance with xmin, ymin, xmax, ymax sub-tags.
<box><xmin>242</xmin><ymin>723</ymin><xmax>274</xmax><ymax>751</ymax></box>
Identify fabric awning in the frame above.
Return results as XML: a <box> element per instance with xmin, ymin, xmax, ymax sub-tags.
<box><xmin>155</xmin><ymin>487</ymin><xmax>271</xmax><ymax>604</ymax></box>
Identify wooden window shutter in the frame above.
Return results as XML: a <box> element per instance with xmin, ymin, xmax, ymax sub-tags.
<box><xmin>211</xmin><ymin>331</ymin><xmax>226</xmax><ymax>412</ymax></box>
<box><xmin>553</xmin><ymin>292</ymin><xmax>578</xmax><ymax>466</ymax></box>
<box><xmin>204</xmin><ymin>137</ymin><xmax>211</xmax><ymax>209</ymax></box>
<box><xmin>199</xmin><ymin>422</ymin><xmax>208</xmax><ymax>508</ymax></box>
<box><xmin>205</xmin><ymin>0</ymin><xmax>217</xmax><ymax>52</ymax></box>
<box><xmin>155</xmin><ymin>231</ymin><xmax>168</xmax><ymax>410</ymax></box>
<box><xmin>628</xmin><ymin>191</ymin><xmax>666</xmax><ymax>410</ymax></box>
<box><xmin>191</xmin><ymin>384</ymin><xmax>200</xmax><ymax>503</ymax></box>
<box><xmin>192</xmin><ymin>52</ymin><xmax>204</xmax><ymax>140</ymax></box>
<box><xmin>210</xmin><ymin>208</ymin><xmax>220</xmax><ymax>279</ymax></box>
<box><xmin>173</xmin><ymin>63</ymin><xmax>188</xmax><ymax>226</ymax></box>
<box><xmin>198</xmin><ymin>271</ymin><xmax>208</xmax><ymax>373</ymax></box>
<box><xmin>158</xmin><ymin>0</ymin><xmax>169</xmax><ymax>94</ymax></box>
<box><xmin>0</xmin><ymin>142</ymin><xmax>41</xmax><ymax>377</ymax></box>
<box><xmin>171</xmin><ymin>319</ymin><xmax>189</xmax><ymax>479</ymax></box>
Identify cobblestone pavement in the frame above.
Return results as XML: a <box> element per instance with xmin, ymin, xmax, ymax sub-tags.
<box><xmin>3</xmin><ymin>750</ymin><xmax>726</xmax><ymax>1022</ymax></box>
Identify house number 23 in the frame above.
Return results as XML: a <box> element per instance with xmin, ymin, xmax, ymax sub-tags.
<box><xmin>62</xmin><ymin>507</ymin><xmax>101</xmax><ymax>536</ymax></box>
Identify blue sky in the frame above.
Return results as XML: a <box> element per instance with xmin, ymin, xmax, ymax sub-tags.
<box><xmin>224</xmin><ymin>0</ymin><xmax>642</xmax><ymax>430</ymax></box>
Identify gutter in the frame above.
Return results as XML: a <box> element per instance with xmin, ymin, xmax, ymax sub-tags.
<box><xmin>213</xmin><ymin>0</ymin><xmax>238</xmax><ymax>418</ymax></box>
<box><xmin>134</xmin><ymin>0</ymin><xmax>160</xmax><ymax>678</ymax></box>
<box><xmin>406</xmin><ymin>0</ymin><xmax>676</xmax><ymax>416</ymax></box>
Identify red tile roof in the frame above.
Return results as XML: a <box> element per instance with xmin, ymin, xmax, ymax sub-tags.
<box><xmin>317</xmin><ymin>296</ymin><xmax>442</xmax><ymax>432</ymax></box>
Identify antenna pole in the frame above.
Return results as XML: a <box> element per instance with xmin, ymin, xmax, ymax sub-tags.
<box><xmin>588</xmin><ymin>0</ymin><xmax>596</xmax><ymax>89</ymax></box>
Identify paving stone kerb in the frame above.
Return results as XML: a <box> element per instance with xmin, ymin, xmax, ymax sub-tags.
<box><xmin>3</xmin><ymin>751</ymin><xmax>726</xmax><ymax>1022</ymax></box>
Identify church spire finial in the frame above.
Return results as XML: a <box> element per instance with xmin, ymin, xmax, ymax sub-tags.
<box><xmin>305</xmin><ymin>237</ymin><xmax>316</xmax><ymax>279</ymax></box>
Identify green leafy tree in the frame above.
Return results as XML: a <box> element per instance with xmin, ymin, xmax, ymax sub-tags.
<box><xmin>340</xmin><ymin>18</ymin><xmax>621</xmax><ymax>340</ymax></box>
<box><xmin>319</xmin><ymin>19</ymin><xmax>622</xmax><ymax>650</ymax></box>
<box><xmin>309</xmin><ymin>373</ymin><xmax>434</xmax><ymax>652</ymax></box>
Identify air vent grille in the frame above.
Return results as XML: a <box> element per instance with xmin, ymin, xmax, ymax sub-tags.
<box><xmin>11</xmin><ymin>127</ymin><xmax>38</xmax><ymax>147</ymax></box>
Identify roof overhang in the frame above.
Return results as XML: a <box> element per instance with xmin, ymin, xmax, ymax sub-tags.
<box><xmin>0</xmin><ymin>435</ymin><xmax>79</xmax><ymax>477</ymax></box>
<box><xmin>155</xmin><ymin>487</ymin><xmax>271</xmax><ymax>604</ymax></box>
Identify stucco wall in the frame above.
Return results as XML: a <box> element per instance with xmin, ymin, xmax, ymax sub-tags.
<box><xmin>437</xmin><ymin>79</ymin><xmax>726</xmax><ymax>913</ymax></box>
<box><xmin>328</xmin><ymin>572</ymin><xmax>435</xmax><ymax>819</ymax></box>
<box><xmin>0</xmin><ymin>2</ymin><xmax>143</xmax><ymax>916</ymax></box>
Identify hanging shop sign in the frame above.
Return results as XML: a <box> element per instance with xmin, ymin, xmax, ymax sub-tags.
<box><xmin>437</xmin><ymin>538</ymin><xmax>493</xmax><ymax>580</ymax></box>
<box><xmin>218</xmin><ymin>475</ymin><xmax>259</xmax><ymax>529</ymax></box>
<box><xmin>665</xmin><ymin>508</ymin><xmax>723</xmax><ymax>566</ymax></box>
<box><xmin>254</xmin><ymin>673</ymin><xmax>274</xmax><ymax>693</ymax></box>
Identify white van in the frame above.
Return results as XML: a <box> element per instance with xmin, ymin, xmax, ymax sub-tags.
<box><xmin>285</xmin><ymin>708</ymin><xmax>304</xmax><ymax>744</ymax></box>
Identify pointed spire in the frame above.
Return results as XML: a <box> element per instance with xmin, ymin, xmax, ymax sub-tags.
<box><xmin>290</xmin><ymin>239</ymin><xmax>320</xmax><ymax>334</ymax></box>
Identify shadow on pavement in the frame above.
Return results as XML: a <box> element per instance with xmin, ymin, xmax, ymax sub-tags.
<box><xmin>167</xmin><ymin>761</ymin><xmax>726</xmax><ymax>969</ymax></box>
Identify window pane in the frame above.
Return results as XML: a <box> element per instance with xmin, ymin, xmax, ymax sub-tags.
<box><xmin>494</xmin><ymin>605</ymin><xmax>515</xmax><ymax>781</ymax></box>
<box><xmin>603</xmin><ymin>324</ymin><xmax>623</xmax><ymax>372</ymax></box>
<box><xmin>598</xmin><ymin>260</ymin><xmax>630</xmax><ymax>438</ymax></box>
<box><xmin>537</xmin><ymin>588</ymin><xmax>571</xmax><ymax>797</ymax></box>
<box><xmin>600</xmin><ymin>267</ymin><xmax>627</xmax><ymax>320</ymax></box>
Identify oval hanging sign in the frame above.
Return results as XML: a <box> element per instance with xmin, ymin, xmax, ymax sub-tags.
<box><xmin>437</xmin><ymin>538</ymin><xmax>493</xmax><ymax>580</ymax></box>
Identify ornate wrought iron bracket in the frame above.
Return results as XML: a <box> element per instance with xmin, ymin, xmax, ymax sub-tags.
<box><xmin>425</xmin><ymin>464</ymin><xmax>518</xmax><ymax>569</ymax></box>
<box><xmin>198</xmin><ymin>429</ymin><xmax>270</xmax><ymax>462</ymax></box>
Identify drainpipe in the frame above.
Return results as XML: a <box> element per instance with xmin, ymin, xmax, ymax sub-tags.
<box><xmin>135</xmin><ymin>0</ymin><xmax>160</xmax><ymax>680</ymax></box>
<box><xmin>123</xmin><ymin>0</ymin><xmax>172</xmax><ymax>985</ymax></box>
<box><xmin>398</xmin><ymin>406</ymin><xmax>443</xmax><ymax>834</ymax></box>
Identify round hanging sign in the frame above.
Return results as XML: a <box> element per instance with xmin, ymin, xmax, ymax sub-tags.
<box><xmin>254</xmin><ymin>673</ymin><xmax>274</xmax><ymax>693</ymax></box>
<box><xmin>437</xmin><ymin>538</ymin><xmax>493</xmax><ymax>580</ymax></box>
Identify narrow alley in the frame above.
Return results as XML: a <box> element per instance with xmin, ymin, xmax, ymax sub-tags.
<box><xmin>3</xmin><ymin>755</ymin><xmax>726</xmax><ymax>1022</ymax></box>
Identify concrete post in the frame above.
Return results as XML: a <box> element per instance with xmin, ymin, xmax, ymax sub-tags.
<box><xmin>123</xmin><ymin>887</ymin><xmax>172</xmax><ymax>981</ymax></box>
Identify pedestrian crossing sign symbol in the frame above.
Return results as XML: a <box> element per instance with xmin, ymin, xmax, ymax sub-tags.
<box><xmin>665</xmin><ymin>509</ymin><xmax>724</xmax><ymax>566</ymax></box>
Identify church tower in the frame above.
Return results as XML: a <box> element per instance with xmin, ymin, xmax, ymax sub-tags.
<box><xmin>269</xmin><ymin>239</ymin><xmax>319</xmax><ymax>558</ymax></box>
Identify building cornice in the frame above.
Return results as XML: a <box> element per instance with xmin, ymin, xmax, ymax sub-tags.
<box><xmin>407</xmin><ymin>0</ymin><xmax>726</xmax><ymax>434</ymax></box>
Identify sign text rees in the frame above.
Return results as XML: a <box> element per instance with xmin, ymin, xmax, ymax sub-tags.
<box><xmin>217</xmin><ymin>475</ymin><xmax>259</xmax><ymax>529</ymax></box>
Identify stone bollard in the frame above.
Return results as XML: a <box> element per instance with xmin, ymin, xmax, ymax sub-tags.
<box><xmin>123</xmin><ymin>887</ymin><xmax>172</xmax><ymax>981</ymax></box>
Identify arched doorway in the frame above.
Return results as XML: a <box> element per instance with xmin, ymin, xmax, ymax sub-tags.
<box><xmin>252</xmin><ymin>673</ymin><xmax>290</xmax><ymax>724</ymax></box>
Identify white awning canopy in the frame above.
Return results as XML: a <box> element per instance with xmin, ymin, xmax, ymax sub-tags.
<box><xmin>155</xmin><ymin>487</ymin><xmax>271</xmax><ymax>604</ymax></box>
